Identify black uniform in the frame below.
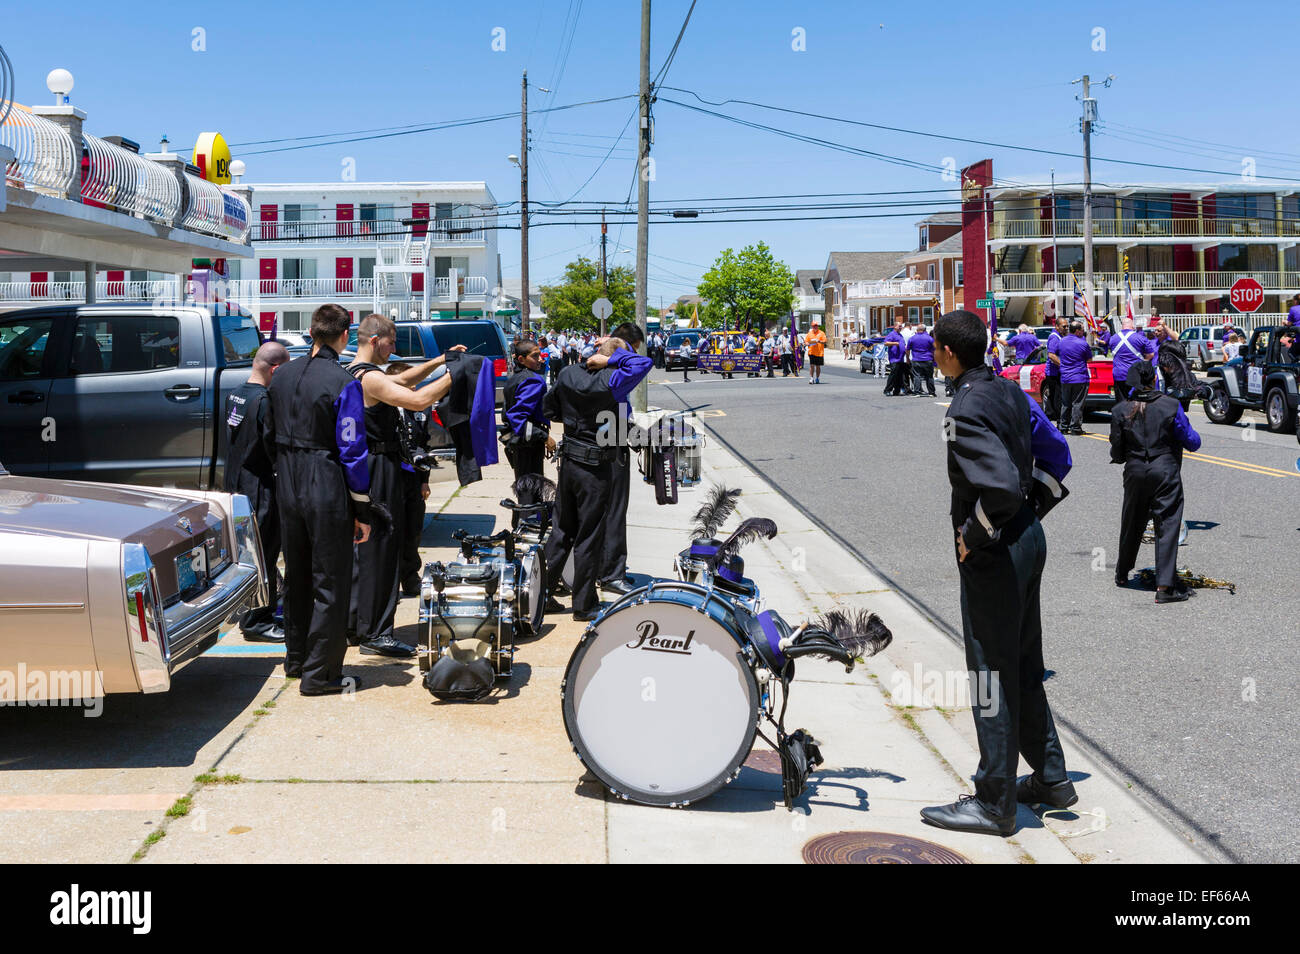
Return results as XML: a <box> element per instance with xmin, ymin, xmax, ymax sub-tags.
<box><xmin>501</xmin><ymin>366</ymin><xmax>550</xmax><ymax>523</ymax></box>
<box><xmin>349</xmin><ymin>363</ymin><xmax>408</xmax><ymax>646</ymax></box>
<box><xmin>1110</xmin><ymin>387</ymin><xmax>1201</xmax><ymax>589</ymax></box>
<box><xmin>264</xmin><ymin>345</ymin><xmax>373</xmax><ymax>692</ymax></box>
<box><xmin>543</xmin><ymin>350</ymin><xmax>652</xmax><ymax>613</ymax></box>
<box><xmin>944</xmin><ymin>365</ymin><xmax>1073</xmax><ymax>820</ymax></box>
<box><xmin>224</xmin><ymin>380</ymin><xmax>280</xmax><ymax>637</ymax></box>
<box><xmin>398</xmin><ymin>409</ymin><xmax>432</xmax><ymax>594</ymax></box>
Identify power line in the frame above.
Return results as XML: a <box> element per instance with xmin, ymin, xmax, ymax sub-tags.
<box><xmin>651</xmin><ymin>0</ymin><xmax>698</xmax><ymax>89</ymax></box>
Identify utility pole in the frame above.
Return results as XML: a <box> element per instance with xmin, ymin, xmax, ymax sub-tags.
<box><xmin>600</xmin><ymin>208</ymin><xmax>608</xmax><ymax>336</ymax></box>
<box><xmin>520</xmin><ymin>70</ymin><xmax>530</xmax><ymax>337</ymax></box>
<box><xmin>633</xmin><ymin>0</ymin><xmax>651</xmax><ymax>413</ymax></box>
<box><xmin>1075</xmin><ymin>74</ymin><xmax>1097</xmax><ymax>317</ymax></box>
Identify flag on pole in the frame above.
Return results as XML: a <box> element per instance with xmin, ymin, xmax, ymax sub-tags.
<box><xmin>1072</xmin><ymin>270</ymin><xmax>1101</xmax><ymax>336</ymax></box>
<box><xmin>987</xmin><ymin>298</ymin><xmax>1002</xmax><ymax>373</ymax></box>
<box><xmin>1123</xmin><ymin>254</ymin><xmax>1135</xmax><ymax>324</ymax></box>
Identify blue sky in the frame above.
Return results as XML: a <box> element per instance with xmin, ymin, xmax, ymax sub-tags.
<box><xmin>7</xmin><ymin>0</ymin><xmax>1300</xmax><ymax>300</ymax></box>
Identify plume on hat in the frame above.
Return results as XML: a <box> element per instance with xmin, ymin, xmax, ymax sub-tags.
<box><xmin>707</xmin><ymin>517</ymin><xmax>778</xmax><ymax>569</ymax></box>
<box><xmin>814</xmin><ymin>608</ymin><xmax>893</xmax><ymax>659</ymax></box>
<box><xmin>689</xmin><ymin>484</ymin><xmax>742</xmax><ymax>541</ymax></box>
<box><xmin>510</xmin><ymin>473</ymin><xmax>556</xmax><ymax>504</ymax></box>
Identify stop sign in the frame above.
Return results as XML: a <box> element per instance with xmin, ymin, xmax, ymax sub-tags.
<box><xmin>1230</xmin><ymin>277</ymin><xmax>1265</xmax><ymax>313</ymax></box>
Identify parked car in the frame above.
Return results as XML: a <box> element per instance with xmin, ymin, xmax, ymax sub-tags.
<box><xmin>1203</xmin><ymin>324</ymin><xmax>1300</xmax><ymax>437</ymax></box>
<box><xmin>1178</xmin><ymin>324</ymin><xmax>1238</xmax><ymax>370</ymax></box>
<box><xmin>999</xmin><ymin>344</ymin><xmax>1117</xmax><ymax>413</ymax></box>
<box><xmin>346</xmin><ymin>319</ymin><xmax>509</xmax><ymax>405</ymax></box>
<box><xmin>0</xmin><ymin>302</ymin><xmax>260</xmax><ymax>488</ymax></box>
<box><xmin>664</xmin><ymin>331</ymin><xmax>703</xmax><ymax>371</ymax></box>
<box><xmin>0</xmin><ymin>462</ymin><xmax>267</xmax><ymax>698</ymax></box>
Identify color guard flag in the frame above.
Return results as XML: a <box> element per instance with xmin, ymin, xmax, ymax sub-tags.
<box><xmin>1072</xmin><ymin>271</ymin><xmax>1100</xmax><ymax>335</ymax></box>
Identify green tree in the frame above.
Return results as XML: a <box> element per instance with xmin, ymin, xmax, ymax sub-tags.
<box><xmin>539</xmin><ymin>257</ymin><xmax>636</xmax><ymax>332</ymax></box>
<box><xmin>696</xmin><ymin>242</ymin><xmax>795</xmax><ymax>332</ymax></box>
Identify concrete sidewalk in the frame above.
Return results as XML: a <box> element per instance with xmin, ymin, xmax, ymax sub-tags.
<box><xmin>3</xmin><ymin>413</ymin><xmax>1209</xmax><ymax>864</ymax></box>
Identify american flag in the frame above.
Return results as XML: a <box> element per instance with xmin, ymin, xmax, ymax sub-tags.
<box><xmin>1072</xmin><ymin>271</ymin><xmax>1100</xmax><ymax>335</ymax></box>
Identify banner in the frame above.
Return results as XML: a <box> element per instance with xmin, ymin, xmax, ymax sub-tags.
<box><xmin>698</xmin><ymin>353</ymin><xmax>762</xmax><ymax>374</ymax></box>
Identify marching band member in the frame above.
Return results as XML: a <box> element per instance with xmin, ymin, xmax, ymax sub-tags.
<box><xmin>501</xmin><ymin>339</ymin><xmax>555</xmax><ymax>524</ymax></box>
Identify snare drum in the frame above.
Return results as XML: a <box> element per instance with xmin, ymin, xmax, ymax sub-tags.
<box><xmin>419</xmin><ymin>559</ymin><xmax>517</xmax><ymax>678</ymax></box>
<box><xmin>459</xmin><ymin>539</ymin><xmax>546</xmax><ymax>638</ymax></box>
<box><xmin>561</xmin><ymin>580</ymin><xmax>768</xmax><ymax>806</ymax></box>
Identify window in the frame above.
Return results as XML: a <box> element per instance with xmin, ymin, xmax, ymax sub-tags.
<box><xmin>1056</xmin><ymin>246</ymin><xmax>1085</xmax><ymax>271</ymax></box>
<box><xmin>927</xmin><ymin>264</ymin><xmax>936</xmax><ymax>282</ymax></box>
<box><xmin>434</xmin><ymin>256</ymin><xmax>470</xmax><ymax>279</ymax></box>
<box><xmin>907</xmin><ymin>306</ymin><xmax>920</xmax><ymax>322</ymax></box>
<box><xmin>918</xmin><ymin>226</ymin><xmax>929</xmax><ymax>251</ymax></box>
<box><xmin>220</xmin><ymin>313</ymin><xmax>261</xmax><ymax>362</ymax></box>
<box><xmin>281</xmin><ymin>258</ymin><xmax>318</xmax><ymax>285</ymax></box>
<box><xmin>71</xmin><ymin>316</ymin><xmax>180</xmax><ymax>374</ymax></box>
<box><xmin>0</xmin><ymin>317</ymin><xmax>55</xmax><ymax>380</ymax></box>
<box><xmin>393</xmin><ymin>325</ymin><xmax>423</xmax><ymax>357</ymax></box>
<box><xmin>923</xmin><ymin>306</ymin><xmax>934</xmax><ymax>323</ymax></box>
<box><xmin>955</xmin><ymin>262</ymin><xmax>964</xmax><ymax>287</ymax></box>
<box><xmin>358</xmin><ymin>257</ymin><xmax>376</xmax><ymax>280</ymax></box>
<box><xmin>280</xmin><ymin>311</ymin><xmax>306</xmax><ymax>334</ymax></box>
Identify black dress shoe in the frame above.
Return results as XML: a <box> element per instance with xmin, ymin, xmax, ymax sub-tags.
<box><xmin>920</xmin><ymin>795</ymin><xmax>1015</xmax><ymax>836</ymax></box>
<box><xmin>1155</xmin><ymin>588</ymin><xmax>1191</xmax><ymax>604</ymax></box>
<box><xmin>300</xmin><ymin>676</ymin><xmax>361</xmax><ymax>696</ymax></box>
<box><xmin>1114</xmin><ymin>573</ymin><xmax>1128</xmax><ymax>588</ymax></box>
<box><xmin>401</xmin><ymin>578</ymin><xmax>422</xmax><ymax>598</ymax></box>
<box><xmin>600</xmin><ymin>577</ymin><xmax>636</xmax><ymax>596</ymax></box>
<box><xmin>244</xmin><ymin>625</ymin><xmax>286</xmax><ymax>643</ymax></box>
<box><xmin>346</xmin><ymin>630</ymin><xmax>361</xmax><ymax>647</ymax></box>
<box><xmin>572</xmin><ymin>608</ymin><xmax>601</xmax><ymax>622</ymax></box>
<box><xmin>359</xmin><ymin>635</ymin><xmax>417</xmax><ymax>657</ymax></box>
<box><xmin>1016</xmin><ymin>773</ymin><xmax>1078</xmax><ymax>809</ymax></box>
<box><xmin>543</xmin><ymin>597</ymin><xmax>566</xmax><ymax>614</ymax></box>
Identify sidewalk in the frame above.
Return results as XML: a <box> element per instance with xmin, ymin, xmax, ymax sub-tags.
<box><xmin>31</xmin><ymin>412</ymin><xmax>1207</xmax><ymax>865</ymax></box>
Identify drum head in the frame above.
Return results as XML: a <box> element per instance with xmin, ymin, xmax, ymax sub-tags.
<box><xmin>562</xmin><ymin>596</ymin><xmax>759</xmax><ymax>806</ymax></box>
<box><xmin>518</xmin><ymin>547</ymin><xmax>546</xmax><ymax>636</ymax></box>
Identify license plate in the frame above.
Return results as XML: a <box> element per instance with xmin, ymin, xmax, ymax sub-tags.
<box><xmin>176</xmin><ymin>546</ymin><xmax>206</xmax><ymax>597</ymax></box>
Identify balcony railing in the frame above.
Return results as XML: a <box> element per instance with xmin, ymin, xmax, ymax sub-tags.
<box><xmin>253</xmin><ymin>217</ymin><xmax>487</xmax><ymax>244</ymax></box>
<box><xmin>216</xmin><ymin>277</ymin><xmax>376</xmax><ymax>299</ymax></box>
<box><xmin>990</xmin><ymin>217</ymin><xmax>1300</xmax><ymax>241</ymax></box>
<box><xmin>0</xmin><ymin>279</ymin><xmax>182</xmax><ymax>302</ymax></box>
<box><xmin>793</xmin><ymin>294</ymin><xmax>825</xmax><ymax>311</ymax></box>
<box><xmin>844</xmin><ymin>278</ymin><xmax>938</xmax><ymax>300</ymax></box>
<box><xmin>994</xmin><ymin>271</ymin><xmax>1300</xmax><ymax>293</ymax></box>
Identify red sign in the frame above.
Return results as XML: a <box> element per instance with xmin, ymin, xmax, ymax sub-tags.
<box><xmin>1230</xmin><ymin>277</ymin><xmax>1265</xmax><ymax>313</ymax></box>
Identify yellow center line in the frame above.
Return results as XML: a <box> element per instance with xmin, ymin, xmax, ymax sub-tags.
<box><xmin>1080</xmin><ymin>433</ymin><xmax>1299</xmax><ymax>478</ymax></box>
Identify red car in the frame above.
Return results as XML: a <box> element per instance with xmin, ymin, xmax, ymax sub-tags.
<box><xmin>999</xmin><ymin>344</ymin><xmax>1117</xmax><ymax>411</ymax></box>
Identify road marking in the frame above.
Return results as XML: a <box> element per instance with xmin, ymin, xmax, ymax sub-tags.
<box><xmin>696</xmin><ymin>409</ymin><xmax>726</xmax><ymax>417</ymax></box>
<box><xmin>207</xmin><ymin>645</ymin><xmax>285</xmax><ymax>656</ymax></box>
<box><xmin>935</xmin><ymin>402</ymin><xmax>951</xmax><ymax>407</ymax></box>
<box><xmin>1080</xmin><ymin>433</ymin><xmax>1300</xmax><ymax>478</ymax></box>
<box><xmin>0</xmin><ymin>793</ymin><xmax>184</xmax><ymax>812</ymax></box>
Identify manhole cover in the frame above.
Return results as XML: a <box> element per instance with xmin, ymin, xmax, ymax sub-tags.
<box><xmin>743</xmin><ymin>749</ymin><xmax>782</xmax><ymax>773</ymax></box>
<box><xmin>802</xmin><ymin>831</ymin><xmax>971</xmax><ymax>864</ymax></box>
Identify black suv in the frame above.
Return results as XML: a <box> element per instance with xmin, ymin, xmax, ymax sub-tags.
<box><xmin>1204</xmin><ymin>324</ymin><xmax>1300</xmax><ymax>439</ymax></box>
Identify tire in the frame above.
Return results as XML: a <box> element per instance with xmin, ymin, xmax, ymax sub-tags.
<box><xmin>1203</xmin><ymin>384</ymin><xmax>1243</xmax><ymax>425</ymax></box>
<box><xmin>1265</xmin><ymin>387</ymin><xmax>1296</xmax><ymax>434</ymax></box>
<box><xmin>1196</xmin><ymin>352</ymin><xmax>1207</xmax><ymax>372</ymax></box>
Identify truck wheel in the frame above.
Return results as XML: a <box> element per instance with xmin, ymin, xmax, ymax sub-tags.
<box><xmin>1265</xmin><ymin>388</ymin><xmax>1296</xmax><ymax>434</ymax></box>
<box><xmin>1203</xmin><ymin>385</ymin><xmax>1242</xmax><ymax>425</ymax></box>
<box><xmin>1195</xmin><ymin>351</ymin><xmax>1206</xmax><ymax>371</ymax></box>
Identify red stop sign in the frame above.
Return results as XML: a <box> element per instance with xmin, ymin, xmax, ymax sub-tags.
<box><xmin>1230</xmin><ymin>277</ymin><xmax>1265</xmax><ymax>313</ymax></box>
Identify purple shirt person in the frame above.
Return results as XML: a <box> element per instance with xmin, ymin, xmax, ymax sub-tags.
<box><xmin>1288</xmin><ymin>301</ymin><xmax>1300</xmax><ymax>326</ymax></box>
<box><xmin>906</xmin><ymin>331</ymin><xmax>935</xmax><ymax>362</ymax></box>
<box><xmin>883</xmin><ymin>328</ymin><xmax>907</xmax><ymax>363</ymax></box>
<box><xmin>1099</xmin><ymin>326</ymin><xmax>1156</xmax><ymax>394</ymax></box>
<box><xmin>1057</xmin><ymin>333</ymin><xmax>1092</xmax><ymax>384</ymax></box>
<box><xmin>1045</xmin><ymin>330</ymin><xmax>1062</xmax><ymax>378</ymax></box>
<box><xmin>1007</xmin><ymin>331</ymin><xmax>1040</xmax><ymax>364</ymax></box>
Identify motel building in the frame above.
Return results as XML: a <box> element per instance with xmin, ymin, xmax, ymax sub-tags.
<box><xmin>981</xmin><ymin>180</ymin><xmax>1300</xmax><ymax>332</ymax></box>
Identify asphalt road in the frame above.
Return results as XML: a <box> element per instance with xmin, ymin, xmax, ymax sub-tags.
<box><xmin>650</xmin><ymin>358</ymin><xmax>1300</xmax><ymax>864</ymax></box>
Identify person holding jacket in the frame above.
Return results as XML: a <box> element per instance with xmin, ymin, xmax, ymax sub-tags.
<box><xmin>1110</xmin><ymin>362</ymin><xmax>1202</xmax><ymax>604</ymax></box>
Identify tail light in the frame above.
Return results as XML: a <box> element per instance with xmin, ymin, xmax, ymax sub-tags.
<box><xmin>493</xmin><ymin>358</ymin><xmax>507</xmax><ymax>377</ymax></box>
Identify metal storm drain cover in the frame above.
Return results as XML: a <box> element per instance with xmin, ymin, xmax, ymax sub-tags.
<box><xmin>802</xmin><ymin>831</ymin><xmax>971</xmax><ymax>865</ymax></box>
<box><xmin>743</xmin><ymin>749</ymin><xmax>782</xmax><ymax>773</ymax></box>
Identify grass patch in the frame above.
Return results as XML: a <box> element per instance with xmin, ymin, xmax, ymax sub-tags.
<box><xmin>131</xmin><ymin>828</ymin><xmax>166</xmax><ymax>861</ymax></box>
<box><xmin>262</xmin><ymin>699</ymin><xmax>277</xmax><ymax>709</ymax></box>
<box><xmin>253</xmin><ymin>708</ymin><xmax>269</xmax><ymax>717</ymax></box>
<box><xmin>197</xmin><ymin>773</ymin><xmax>244</xmax><ymax>785</ymax></box>
<box><xmin>165</xmin><ymin>796</ymin><xmax>192</xmax><ymax>818</ymax></box>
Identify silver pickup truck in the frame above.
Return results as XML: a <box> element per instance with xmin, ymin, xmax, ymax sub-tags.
<box><xmin>0</xmin><ymin>463</ymin><xmax>267</xmax><ymax>699</ymax></box>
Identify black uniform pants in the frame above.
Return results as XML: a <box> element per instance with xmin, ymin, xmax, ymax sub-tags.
<box><xmin>781</xmin><ymin>353</ymin><xmax>795</xmax><ymax>376</ymax></box>
<box><xmin>353</xmin><ymin>452</ymin><xmax>407</xmax><ymax>644</ymax></box>
<box><xmin>398</xmin><ymin>467</ymin><xmax>426</xmax><ymax>591</ymax></box>
<box><xmin>886</xmin><ymin>361</ymin><xmax>909</xmax><ymax>395</ymax></box>
<box><xmin>1041</xmin><ymin>376</ymin><xmax>1060</xmax><ymax>422</ymax></box>
<box><xmin>509</xmin><ymin>442</ymin><xmax>546</xmax><ymax>529</ymax></box>
<box><xmin>277</xmin><ymin>450</ymin><xmax>355</xmax><ymax>691</ymax></box>
<box><xmin>912</xmin><ymin>360</ymin><xmax>936</xmax><ymax>396</ymax></box>
<box><xmin>1115</xmin><ymin>455</ymin><xmax>1185</xmax><ymax>589</ymax></box>
<box><xmin>957</xmin><ymin>508</ymin><xmax>1067</xmax><ymax>818</ymax></box>
<box><xmin>236</xmin><ymin>479</ymin><xmax>280</xmax><ymax>636</ymax></box>
<box><xmin>544</xmin><ymin>455</ymin><xmax>611</xmax><ymax>613</ymax></box>
<box><xmin>599</xmin><ymin>446</ymin><xmax>631</xmax><ymax>583</ymax></box>
<box><xmin>1060</xmin><ymin>382</ymin><xmax>1086</xmax><ymax>430</ymax></box>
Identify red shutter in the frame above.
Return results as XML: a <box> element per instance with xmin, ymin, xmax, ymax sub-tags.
<box><xmin>106</xmin><ymin>270</ymin><xmax>124</xmax><ymax>298</ymax></box>
<box><xmin>412</xmin><ymin>202</ymin><xmax>429</xmax><ymax>238</ymax></box>
<box><xmin>336</xmin><ymin>203</ymin><xmax>354</xmax><ymax>238</ymax></box>
<box><xmin>260</xmin><ymin>204</ymin><xmax>278</xmax><ymax>240</ymax></box>
<box><xmin>336</xmin><ymin>257</ymin><xmax>354</xmax><ymax>294</ymax></box>
<box><xmin>259</xmin><ymin>312</ymin><xmax>278</xmax><ymax>336</ymax></box>
<box><xmin>412</xmin><ymin>273</ymin><xmax>424</xmax><ymax>293</ymax></box>
<box><xmin>260</xmin><ymin>258</ymin><xmax>278</xmax><ymax>295</ymax></box>
<box><xmin>31</xmin><ymin>271</ymin><xmax>48</xmax><ymax>298</ymax></box>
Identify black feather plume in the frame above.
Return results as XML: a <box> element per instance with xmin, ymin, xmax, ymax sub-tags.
<box><xmin>689</xmin><ymin>484</ymin><xmax>742</xmax><ymax>540</ymax></box>
<box><xmin>511</xmin><ymin>473</ymin><xmax>556</xmax><ymax>504</ymax></box>
<box><xmin>708</xmin><ymin>517</ymin><xmax>778</xmax><ymax>568</ymax></box>
<box><xmin>815</xmin><ymin>608</ymin><xmax>893</xmax><ymax>659</ymax></box>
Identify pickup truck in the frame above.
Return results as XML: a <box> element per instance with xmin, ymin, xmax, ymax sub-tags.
<box><xmin>1203</xmin><ymin>324</ymin><xmax>1300</xmax><ymax>438</ymax></box>
<box><xmin>0</xmin><ymin>302</ymin><xmax>260</xmax><ymax>488</ymax></box>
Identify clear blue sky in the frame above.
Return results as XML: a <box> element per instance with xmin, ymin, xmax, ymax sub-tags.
<box><xmin>7</xmin><ymin>0</ymin><xmax>1300</xmax><ymax>301</ymax></box>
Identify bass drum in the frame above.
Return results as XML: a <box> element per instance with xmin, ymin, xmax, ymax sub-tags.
<box><xmin>516</xmin><ymin>545</ymin><xmax>547</xmax><ymax>636</ymax></box>
<box><xmin>561</xmin><ymin>581</ymin><xmax>761</xmax><ymax>807</ymax></box>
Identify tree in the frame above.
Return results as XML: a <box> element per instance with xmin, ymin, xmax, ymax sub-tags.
<box><xmin>696</xmin><ymin>242</ymin><xmax>796</xmax><ymax>332</ymax></box>
<box><xmin>539</xmin><ymin>257</ymin><xmax>635</xmax><ymax>332</ymax></box>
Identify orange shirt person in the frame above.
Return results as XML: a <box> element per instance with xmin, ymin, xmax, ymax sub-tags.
<box><xmin>804</xmin><ymin>322</ymin><xmax>828</xmax><ymax>384</ymax></box>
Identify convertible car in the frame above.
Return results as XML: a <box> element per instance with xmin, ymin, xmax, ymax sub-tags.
<box><xmin>0</xmin><ymin>462</ymin><xmax>267</xmax><ymax>701</ymax></box>
<box><xmin>999</xmin><ymin>344</ymin><xmax>1118</xmax><ymax>413</ymax></box>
